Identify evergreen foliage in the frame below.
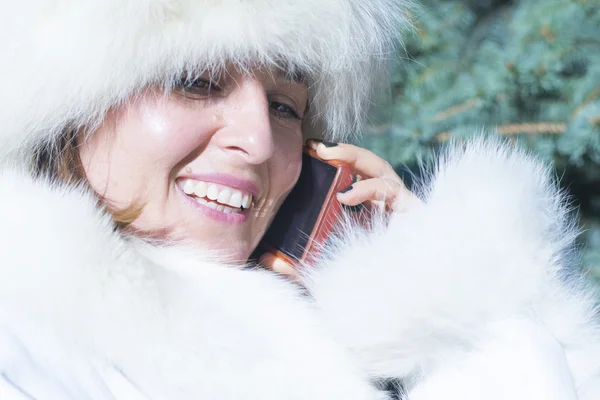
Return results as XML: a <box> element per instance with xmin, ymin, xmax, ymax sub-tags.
<box><xmin>364</xmin><ymin>0</ymin><xmax>600</xmax><ymax>281</ymax></box>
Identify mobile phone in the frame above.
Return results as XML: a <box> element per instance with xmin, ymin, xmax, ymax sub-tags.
<box><xmin>259</xmin><ymin>147</ymin><xmax>354</xmax><ymax>267</ymax></box>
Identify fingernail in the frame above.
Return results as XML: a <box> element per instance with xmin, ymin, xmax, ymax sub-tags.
<box><xmin>322</xmin><ymin>141</ymin><xmax>338</xmax><ymax>148</ymax></box>
<box><xmin>342</xmin><ymin>203</ymin><xmax>364</xmax><ymax>212</ymax></box>
<box><xmin>306</xmin><ymin>138</ymin><xmax>322</xmax><ymax>149</ymax></box>
<box><xmin>339</xmin><ymin>185</ymin><xmax>353</xmax><ymax>194</ymax></box>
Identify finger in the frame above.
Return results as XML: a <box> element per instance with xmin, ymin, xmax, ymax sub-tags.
<box><xmin>337</xmin><ymin>178</ymin><xmax>421</xmax><ymax>212</ymax></box>
<box><xmin>259</xmin><ymin>253</ymin><xmax>299</xmax><ymax>281</ymax></box>
<box><xmin>307</xmin><ymin>140</ymin><xmax>398</xmax><ymax>180</ymax></box>
<box><xmin>337</xmin><ymin>177</ymin><xmax>405</xmax><ymax>205</ymax></box>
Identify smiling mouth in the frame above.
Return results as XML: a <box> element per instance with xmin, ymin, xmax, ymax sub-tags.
<box><xmin>177</xmin><ymin>178</ymin><xmax>253</xmax><ymax>214</ymax></box>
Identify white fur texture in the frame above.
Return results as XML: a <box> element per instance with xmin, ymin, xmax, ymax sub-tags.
<box><xmin>304</xmin><ymin>139</ymin><xmax>600</xmax><ymax>398</ymax></box>
<box><xmin>0</xmin><ymin>169</ymin><xmax>383</xmax><ymax>399</ymax></box>
<box><xmin>0</xmin><ymin>0</ymin><xmax>410</xmax><ymax>165</ymax></box>
<box><xmin>1</xmin><ymin>140</ymin><xmax>599</xmax><ymax>399</ymax></box>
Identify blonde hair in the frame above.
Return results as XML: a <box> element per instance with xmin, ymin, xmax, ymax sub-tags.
<box><xmin>32</xmin><ymin>128</ymin><xmax>144</xmax><ymax>229</ymax></box>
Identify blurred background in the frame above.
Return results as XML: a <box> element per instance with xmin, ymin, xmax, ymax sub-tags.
<box><xmin>362</xmin><ymin>0</ymin><xmax>600</xmax><ymax>283</ymax></box>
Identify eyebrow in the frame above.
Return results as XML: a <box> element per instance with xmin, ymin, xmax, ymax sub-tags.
<box><xmin>275</xmin><ymin>69</ymin><xmax>308</xmax><ymax>85</ymax></box>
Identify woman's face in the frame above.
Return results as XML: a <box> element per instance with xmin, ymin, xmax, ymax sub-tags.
<box><xmin>79</xmin><ymin>67</ymin><xmax>308</xmax><ymax>262</ymax></box>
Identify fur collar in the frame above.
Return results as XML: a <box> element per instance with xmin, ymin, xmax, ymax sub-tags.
<box><xmin>0</xmin><ymin>169</ymin><xmax>381</xmax><ymax>399</ymax></box>
<box><xmin>1</xmin><ymin>140</ymin><xmax>599</xmax><ymax>399</ymax></box>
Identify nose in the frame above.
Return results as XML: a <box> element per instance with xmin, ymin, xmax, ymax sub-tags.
<box><xmin>214</xmin><ymin>77</ymin><xmax>275</xmax><ymax>165</ymax></box>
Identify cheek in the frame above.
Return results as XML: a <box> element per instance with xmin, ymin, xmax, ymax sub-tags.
<box><xmin>270</xmin><ymin>133</ymin><xmax>303</xmax><ymax>199</ymax></box>
<box><xmin>80</xmin><ymin>95</ymin><xmax>218</xmax><ymax>201</ymax></box>
<box><xmin>126</xmin><ymin>97</ymin><xmax>215</xmax><ymax>164</ymax></box>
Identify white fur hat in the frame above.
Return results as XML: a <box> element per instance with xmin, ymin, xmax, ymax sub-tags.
<box><xmin>0</xmin><ymin>0</ymin><xmax>410</xmax><ymax>165</ymax></box>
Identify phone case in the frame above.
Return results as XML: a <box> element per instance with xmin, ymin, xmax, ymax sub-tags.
<box><xmin>259</xmin><ymin>147</ymin><xmax>354</xmax><ymax>267</ymax></box>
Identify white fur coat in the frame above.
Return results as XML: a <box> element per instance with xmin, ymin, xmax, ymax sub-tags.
<box><xmin>1</xmin><ymin>140</ymin><xmax>599</xmax><ymax>399</ymax></box>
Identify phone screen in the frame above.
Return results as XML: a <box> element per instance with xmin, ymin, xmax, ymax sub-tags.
<box><xmin>261</xmin><ymin>153</ymin><xmax>338</xmax><ymax>261</ymax></box>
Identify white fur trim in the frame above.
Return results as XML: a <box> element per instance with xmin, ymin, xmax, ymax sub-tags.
<box><xmin>1</xmin><ymin>140</ymin><xmax>599</xmax><ymax>398</ymax></box>
<box><xmin>409</xmin><ymin>318</ymin><xmax>579</xmax><ymax>400</ymax></box>
<box><xmin>304</xmin><ymin>139</ymin><xmax>600</xmax><ymax>396</ymax></box>
<box><xmin>0</xmin><ymin>170</ymin><xmax>384</xmax><ymax>399</ymax></box>
<box><xmin>0</xmin><ymin>0</ymin><xmax>410</xmax><ymax>164</ymax></box>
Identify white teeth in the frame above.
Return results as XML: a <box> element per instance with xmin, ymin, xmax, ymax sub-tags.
<box><xmin>178</xmin><ymin>178</ymin><xmax>255</xmax><ymax>212</ymax></box>
<box><xmin>183</xmin><ymin>179</ymin><xmax>195</xmax><ymax>195</ymax></box>
<box><xmin>241</xmin><ymin>194</ymin><xmax>251</xmax><ymax>209</ymax></box>
<box><xmin>205</xmin><ymin>200</ymin><xmax>218</xmax><ymax>210</ymax></box>
<box><xmin>194</xmin><ymin>181</ymin><xmax>208</xmax><ymax>198</ymax></box>
<box><xmin>229</xmin><ymin>191</ymin><xmax>242</xmax><ymax>208</ymax></box>
<box><xmin>206</xmin><ymin>184</ymin><xmax>219</xmax><ymax>201</ymax></box>
<box><xmin>217</xmin><ymin>188</ymin><xmax>232</xmax><ymax>205</ymax></box>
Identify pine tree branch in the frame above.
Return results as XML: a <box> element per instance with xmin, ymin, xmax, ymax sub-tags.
<box><xmin>431</xmin><ymin>99</ymin><xmax>480</xmax><ymax>122</ymax></box>
<box><xmin>435</xmin><ymin>122</ymin><xmax>567</xmax><ymax>142</ymax></box>
<box><xmin>497</xmin><ymin>123</ymin><xmax>567</xmax><ymax>135</ymax></box>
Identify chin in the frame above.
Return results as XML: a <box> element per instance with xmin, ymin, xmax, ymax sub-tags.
<box><xmin>178</xmin><ymin>230</ymin><xmax>253</xmax><ymax>263</ymax></box>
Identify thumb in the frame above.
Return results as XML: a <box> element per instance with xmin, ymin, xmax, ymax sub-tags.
<box><xmin>259</xmin><ymin>253</ymin><xmax>299</xmax><ymax>281</ymax></box>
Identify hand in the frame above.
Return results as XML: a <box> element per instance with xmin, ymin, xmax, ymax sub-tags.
<box><xmin>307</xmin><ymin>139</ymin><xmax>422</xmax><ymax>212</ymax></box>
<box><xmin>260</xmin><ymin>139</ymin><xmax>422</xmax><ymax>281</ymax></box>
<box><xmin>258</xmin><ymin>252</ymin><xmax>299</xmax><ymax>281</ymax></box>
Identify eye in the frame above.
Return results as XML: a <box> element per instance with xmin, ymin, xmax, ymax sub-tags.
<box><xmin>177</xmin><ymin>76</ymin><xmax>222</xmax><ymax>98</ymax></box>
<box><xmin>270</xmin><ymin>101</ymin><xmax>303</xmax><ymax>121</ymax></box>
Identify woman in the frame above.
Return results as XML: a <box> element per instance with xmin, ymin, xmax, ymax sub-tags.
<box><xmin>0</xmin><ymin>1</ymin><xmax>599</xmax><ymax>399</ymax></box>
